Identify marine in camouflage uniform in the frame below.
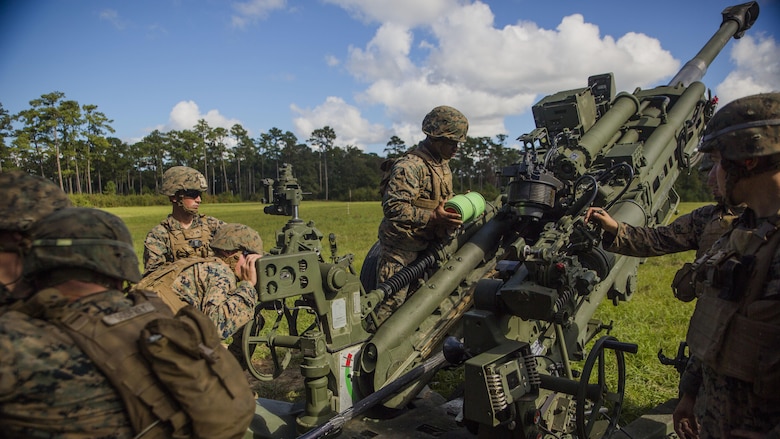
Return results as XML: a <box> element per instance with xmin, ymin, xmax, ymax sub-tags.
<box><xmin>143</xmin><ymin>166</ymin><xmax>225</xmax><ymax>276</ymax></box>
<box><xmin>375</xmin><ymin>106</ymin><xmax>468</xmax><ymax>325</ymax></box>
<box><xmin>136</xmin><ymin>223</ymin><xmax>263</xmax><ymax>339</ymax></box>
<box><xmin>0</xmin><ymin>171</ymin><xmax>71</xmax><ymax>307</ymax></box>
<box><xmin>0</xmin><ymin>207</ymin><xmax>142</xmax><ymax>438</ymax></box>
<box><xmin>587</xmin><ymin>153</ymin><xmax>741</xmax><ymax>301</ymax></box>
<box><xmin>672</xmin><ymin>93</ymin><xmax>780</xmax><ymax>439</ymax></box>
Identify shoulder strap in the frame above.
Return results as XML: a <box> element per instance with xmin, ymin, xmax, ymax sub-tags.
<box><xmin>407</xmin><ymin>149</ymin><xmax>443</xmax><ymax>210</ymax></box>
<box><xmin>740</xmin><ymin>217</ymin><xmax>780</xmax><ymax>304</ymax></box>
<box><xmin>134</xmin><ymin>257</ymin><xmax>222</xmax><ymax>313</ymax></box>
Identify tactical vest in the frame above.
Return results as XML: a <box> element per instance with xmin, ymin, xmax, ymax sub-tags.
<box><xmin>164</xmin><ymin>215</ymin><xmax>213</xmax><ymax>260</ymax></box>
<box><xmin>672</xmin><ymin>206</ymin><xmax>739</xmax><ymax>302</ymax></box>
<box><xmin>685</xmin><ymin>217</ymin><xmax>780</xmax><ymax>399</ymax></box>
<box><xmin>379</xmin><ymin>149</ymin><xmax>450</xmax><ymax>210</ymax></box>
<box><xmin>20</xmin><ymin>288</ymin><xmax>255</xmax><ymax>438</ymax></box>
<box><xmin>133</xmin><ymin>257</ymin><xmax>223</xmax><ymax>314</ymax></box>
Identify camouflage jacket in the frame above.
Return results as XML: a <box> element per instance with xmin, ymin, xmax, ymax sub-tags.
<box><xmin>604</xmin><ymin>203</ymin><xmax>740</xmax><ymax>259</ymax></box>
<box><xmin>681</xmin><ymin>208</ymin><xmax>780</xmax><ymax>438</ymax></box>
<box><xmin>378</xmin><ymin>143</ymin><xmax>454</xmax><ymax>252</ymax></box>
<box><xmin>170</xmin><ymin>259</ymin><xmax>257</xmax><ymax>339</ymax></box>
<box><xmin>0</xmin><ymin>289</ymin><xmax>134</xmax><ymax>438</ymax></box>
<box><xmin>143</xmin><ymin>214</ymin><xmax>225</xmax><ymax>275</ymax></box>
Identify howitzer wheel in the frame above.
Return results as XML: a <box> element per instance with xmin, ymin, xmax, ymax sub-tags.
<box><xmin>575</xmin><ymin>336</ymin><xmax>630</xmax><ymax>439</ymax></box>
<box><xmin>243</xmin><ymin>306</ymin><xmax>293</xmax><ymax>381</ymax></box>
<box><xmin>360</xmin><ymin>240</ymin><xmax>382</xmax><ymax>291</ymax></box>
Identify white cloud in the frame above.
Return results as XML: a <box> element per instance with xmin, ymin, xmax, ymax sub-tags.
<box><xmin>323</xmin><ymin>1</ymin><xmax>681</xmax><ymax>149</ymax></box>
<box><xmin>231</xmin><ymin>0</ymin><xmax>286</xmax><ymax>28</ymax></box>
<box><xmin>99</xmin><ymin>9</ymin><xmax>127</xmax><ymax>30</ymax></box>
<box><xmin>291</xmin><ymin>97</ymin><xmax>389</xmax><ymax>150</ymax></box>
<box><xmin>163</xmin><ymin>101</ymin><xmax>242</xmax><ymax>132</ymax></box>
<box><xmin>322</xmin><ymin>0</ymin><xmax>462</xmax><ymax>27</ymax></box>
<box><xmin>715</xmin><ymin>34</ymin><xmax>780</xmax><ymax>105</ymax></box>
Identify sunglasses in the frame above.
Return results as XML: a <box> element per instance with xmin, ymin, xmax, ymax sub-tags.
<box><xmin>181</xmin><ymin>189</ymin><xmax>202</xmax><ymax>199</ymax></box>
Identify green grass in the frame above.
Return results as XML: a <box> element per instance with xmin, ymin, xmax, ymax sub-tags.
<box><xmin>105</xmin><ymin>201</ymin><xmax>384</xmax><ymax>273</ymax></box>
<box><xmin>107</xmin><ymin>201</ymin><xmax>707</xmax><ymax>424</ymax></box>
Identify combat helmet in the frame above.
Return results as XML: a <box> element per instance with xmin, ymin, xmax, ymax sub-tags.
<box><xmin>700</xmin><ymin>92</ymin><xmax>780</xmax><ymax>160</ymax></box>
<box><xmin>0</xmin><ymin>171</ymin><xmax>71</xmax><ymax>233</ymax></box>
<box><xmin>210</xmin><ymin>223</ymin><xmax>264</xmax><ymax>255</ymax></box>
<box><xmin>161</xmin><ymin>166</ymin><xmax>208</xmax><ymax>197</ymax></box>
<box><xmin>422</xmin><ymin>106</ymin><xmax>469</xmax><ymax>143</ymax></box>
<box><xmin>24</xmin><ymin>207</ymin><xmax>141</xmax><ymax>283</ymax></box>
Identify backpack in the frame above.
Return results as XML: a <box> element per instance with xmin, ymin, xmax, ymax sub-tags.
<box><xmin>133</xmin><ymin>257</ymin><xmax>223</xmax><ymax>314</ymax></box>
<box><xmin>23</xmin><ymin>288</ymin><xmax>255</xmax><ymax>439</ymax></box>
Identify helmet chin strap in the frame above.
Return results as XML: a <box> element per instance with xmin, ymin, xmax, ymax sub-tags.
<box><xmin>175</xmin><ymin>196</ymin><xmax>199</xmax><ymax>216</ymax></box>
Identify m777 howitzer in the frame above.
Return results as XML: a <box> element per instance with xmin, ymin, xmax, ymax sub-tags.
<box><xmin>241</xmin><ymin>3</ymin><xmax>759</xmax><ymax>438</ymax></box>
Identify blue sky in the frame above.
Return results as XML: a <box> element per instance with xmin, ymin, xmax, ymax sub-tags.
<box><xmin>2</xmin><ymin>0</ymin><xmax>778</xmax><ymax>156</ymax></box>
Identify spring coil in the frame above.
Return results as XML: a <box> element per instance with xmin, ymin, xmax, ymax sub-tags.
<box><xmin>486</xmin><ymin>371</ymin><xmax>509</xmax><ymax>412</ymax></box>
<box><xmin>377</xmin><ymin>252</ymin><xmax>437</xmax><ymax>298</ymax></box>
<box><xmin>524</xmin><ymin>353</ymin><xmax>541</xmax><ymax>387</ymax></box>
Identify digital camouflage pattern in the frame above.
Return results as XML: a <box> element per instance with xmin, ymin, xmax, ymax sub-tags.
<box><xmin>700</xmin><ymin>92</ymin><xmax>780</xmax><ymax>160</ymax></box>
<box><xmin>0</xmin><ymin>171</ymin><xmax>71</xmax><ymax>233</ymax></box>
<box><xmin>693</xmin><ymin>363</ymin><xmax>780</xmax><ymax>439</ymax></box>
<box><xmin>421</xmin><ymin>105</ymin><xmax>469</xmax><ymax>142</ymax></box>
<box><xmin>681</xmin><ymin>208</ymin><xmax>780</xmax><ymax>438</ymax></box>
<box><xmin>210</xmin><ymin>223</ymin><xmax>264</xmax><ymax>254</ymax></box>
<box><xmin>378</xmin><ymin>142</ymin><xmax>454</xmax><ymax>253</ymax></box>
<box><xmin>0</xmin><ymin>289</ymin><xmax>135</xmax><ymax>438</ymax></box>
<box><xmin>143</xmin><ymin>214</ymin><xmax>225</xmax><ymax>275</ymax></box>
<box><xmin>160</xmin><ymin>166</ymin><xmax>208</xmax><ymax>197</ymax></box>
<box><xmin>169</xmin><ymin>259</ymin><xmax>256</xmax><ymax>339</ymax></box>
<box><xmin>24</xmin><ymin>207</ymin><xmax>141</xmax><ymax>283</ymax></box>
<box><xmin>605</xmin><ymin>203</ymin><xmax>740</xmax><ymax>261</ymax></box>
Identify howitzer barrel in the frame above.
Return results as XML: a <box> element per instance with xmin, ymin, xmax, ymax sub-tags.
<box><xmin>360</xmin><ymin>214</ymin><xmax>514</xmax><ymax>387</ymax></box>
<box><xmin>669</xmin><ymin>2</ymin><xmax>759</xmax><ymax>87</ymax></box>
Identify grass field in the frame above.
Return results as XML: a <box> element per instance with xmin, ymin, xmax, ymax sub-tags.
<box><xmin>107</xmin><ymin>200</ymin><xmax>706</xmax><ymax>425</ymax></box>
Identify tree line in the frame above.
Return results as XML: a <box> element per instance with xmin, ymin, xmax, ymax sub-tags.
<box><xmin>0</xmin><ymin>91</ymin><xmax>708</xmax><ymax>203</ymax></box>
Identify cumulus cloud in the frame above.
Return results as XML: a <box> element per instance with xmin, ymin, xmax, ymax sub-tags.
<box><xmin>231</xmin><ymin>0</ymin><xmax>286</xmax><ymax>28</ymax></box>
<box><xmin>163</xmin><ymin>101</ymin><xmax>242</xmax><ymax>132</ymax></box>
<box><xmin>294</xmin><ymin>1</ymin><xmax>773</xmax><ymax>152</ymax></box>
<box><xmin>715</xmin><ymin>34</ymin><xmax>780</xmax><ymax>105</ymax></box>
<box><xmin>291</xmin><ymin>97</ymin><xmax>389</xmax><ymax>149</ymax></box>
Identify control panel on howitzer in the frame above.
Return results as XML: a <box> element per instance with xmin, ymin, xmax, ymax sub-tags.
<box><xmin>241</xmin><ymin>3</ymin><xmax>759</xmax><ymax>438</ymax></box>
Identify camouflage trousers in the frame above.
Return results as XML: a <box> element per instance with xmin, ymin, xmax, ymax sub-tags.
<box><xmin>374</xmin><ymin>246</ymin><xmax>421</xmax><ymax>327</ymax></box>
<box><xmin>694</xmin><ymin>364</ymin><xmax>780</xmax><ymax>438</ymax></box>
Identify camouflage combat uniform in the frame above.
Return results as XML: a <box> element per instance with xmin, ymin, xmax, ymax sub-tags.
<box><xmin>143</xmin><ymin>214</ymin><xmax>225</xmax><ymax>275</ymax></box>
<box><xmin>169</xmin><ymin>259</ymin><xmax>257</xmax><ymax>339</ymax></box>
<box><xmin>0</xmin><ymin>289</ymin><xmax>135</xmax><ymax>438</ymax></box>
<box><xmin>604</xmin><ymin>203</ymin><xmax>739</xmax><ymax>261</ymax></box>
<box><xmin>377</xmin><ymin>141</ymin><xmax>454</xmax><ymax>319</ymax></box>
<box><xmin>681</xmin><ymin>208</ymin><xmax>780</xmax><ymax>438</ymax></box>
<box><xmin>678</xmin><ymin>93</ymin><xmax>780</xmax><ymax>438</ymax></box>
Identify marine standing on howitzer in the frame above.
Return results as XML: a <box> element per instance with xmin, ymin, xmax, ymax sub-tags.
<box><xmin>0</xmin><ymin>207</ymin><xmax>254</xmax><ymax>438</ymax></box>
<box><xmin>375</xmin><ymin>105</ymin><xmax>467</xmax><ymax>325</ymax></box>
<box><xmin>585</xmin><ymin>152</ymin><xmax>742</xmax><ymax>302</ymax></box>
<box><xmin>134</xmin><ymin>222</ymin><xmax>264</xmax><ymax>339</ymax></box>
<box><xmin>672</xmin><ymin>92</ymin><xmax>780</xmax><ymax>439</ymax></box>
<box><xmin>143</xmin><ymin>165</ymin><xmax>226</xmax><ymax>276</ymax></box>
<box><xmin>0</xmin><ymin>171</ymin><xmax>71</xmax><ymax>310</ymax></box>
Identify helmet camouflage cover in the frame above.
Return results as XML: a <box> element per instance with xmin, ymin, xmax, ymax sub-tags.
<box><xmin>24</xmin><ymin>207</ymin><xmax>141</xmax><ymax>283</ymax></box>
<box><xmin>161</xmin><ymin>166</ymin><xmax>208</xmax><ymax>197</ymax></box>
<box><xmin>0</xmin><ymin>171</ymin><xmax>71</xmax><ymax>232</ymax></box>
<box><xmin>210</xmin><ymin>223</ymin><xmax>264</xmax><ymax>255</ymax></box>
<box><xmin>700</xmin><ymin>92</ymin><xmax>780</xmax><ymax>160</ymax></box>
<box><xmin>422</xmin><ymin>105</ymin><xmax>469</xmax><ymax>142</ymax></box>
